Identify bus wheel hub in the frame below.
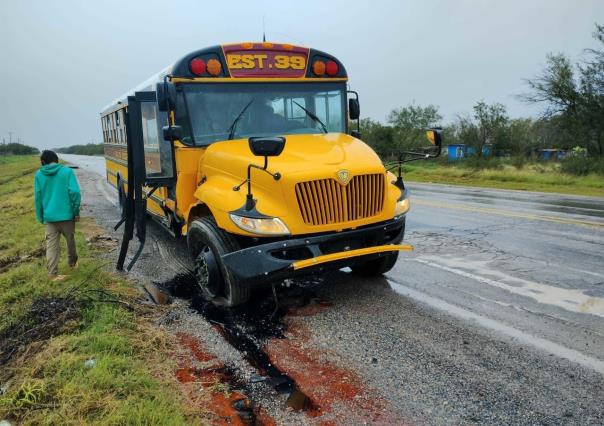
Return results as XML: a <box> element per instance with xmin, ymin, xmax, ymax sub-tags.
<box><xmin>195</xmin><ymin>247</ymin><xmax>223</xmax><ymax>298</ymax></box>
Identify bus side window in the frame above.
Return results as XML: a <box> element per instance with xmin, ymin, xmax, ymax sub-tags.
<box><xmin>140</xmin><ymin>102</ymin><xmax>174</xmax><ymax>180</ymax></box>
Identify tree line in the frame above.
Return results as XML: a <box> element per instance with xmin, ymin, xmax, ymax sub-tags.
<box><xmin>360</xmin><ymin>23</ymin><xmax>604</xmax><ymax>164</ymax></box>
<box><xmin>0</xmin><ymin>143</ymin><xmax>39</xmax><ymax>156</ymax></box>
<box><xmin>56</xmin><ymin>143</ymin><xmax>104</xmax><ymax>156</ymax></box>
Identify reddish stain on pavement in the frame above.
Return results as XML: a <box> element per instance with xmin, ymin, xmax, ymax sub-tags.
<box><xmin>254</xmin><ymin>407</ymin><xmax>278</xmax><ymax>426</ymax></box>
<box><xmin>174</xmin><ymin>332</ymin><xmax>276</xmax><ymax>426</ymax></box>
<box><xmin>265</xmin><ymin>324</ymin><xmax>408</xmax><ymax>425</ymax></box>
<box><xmin>287</xmin><ymin>299</ymin><xmax>334</xmax><ymax>317</ymax></box>
<box><xmin>176</xmin><ymin>332</ymin><xmax>215</xmax><ymax>362</ymax></box>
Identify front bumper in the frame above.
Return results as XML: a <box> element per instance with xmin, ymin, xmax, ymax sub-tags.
<box><xmin>221</xmin><ymin>216</ymin><xmax>407</xmax><ymax>286</ymax></box>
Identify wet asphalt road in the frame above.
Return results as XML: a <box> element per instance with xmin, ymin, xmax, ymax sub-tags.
<box><xmin>398</xmin><ymin>183</ymin><xmax>604</xmax><ymax>368</ymax></box>
<box><xmin>64</xmin><ymin>154</ymin><xmax>604</xmax><ymax>425</ymax></box>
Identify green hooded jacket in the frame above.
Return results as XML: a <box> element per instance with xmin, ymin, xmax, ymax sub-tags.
<box><xmin>34</xmin><ymin>163</ymin><xmax>81</xmax><ymax>224</ymax></box>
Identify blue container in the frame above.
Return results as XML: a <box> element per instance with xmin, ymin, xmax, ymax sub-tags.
<box><xmin>448</xmin><ymin>144</ymin><xmax>466</xmax><ymax>160</ymax></box>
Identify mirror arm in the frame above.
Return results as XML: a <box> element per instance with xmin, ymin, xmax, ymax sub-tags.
<box><xmin>233</xmin><ymin>157</ymin><xmax>281</xmax><ymax>211</ymax></box>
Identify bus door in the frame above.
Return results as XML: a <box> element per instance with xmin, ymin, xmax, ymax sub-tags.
<box><xmin>116</xmin><ymin>91</ymin><xmax>175</xmax><ymax>271</ymax></box>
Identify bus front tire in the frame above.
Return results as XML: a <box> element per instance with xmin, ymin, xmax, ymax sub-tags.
<box><xmin>187</xmin><ymin>217</ymin><xmax>250</xmax><ymax>307</ymax></box>
<box><xmin>351</xmin><ymin>251</ymin><xmax>399</xmax><ymax>276</ymax></box>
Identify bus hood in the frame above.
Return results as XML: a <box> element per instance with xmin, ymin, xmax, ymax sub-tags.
<box><xmin>203</xmin><ymin>133</ymin><xmax>384</xmax><ymax>177</ymax></box>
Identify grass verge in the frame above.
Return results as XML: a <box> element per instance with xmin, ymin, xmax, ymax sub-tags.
<box><xmin>0</xmin><ymin>156</ymin><xmax>206</xmax><ymax>425</ymax></box>
<box><xmin>402</xmin><ymin>161</ymin><xmax>604</xmax><ymax>197</ymax></box>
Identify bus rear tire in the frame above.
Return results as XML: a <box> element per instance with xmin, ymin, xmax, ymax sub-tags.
<box><xmin>187</xmin><ymin>216</ymin><xmax>250</xmax><ymax>307</ymax></box>
<box><xmin>351</xmin><ymin>251</ymin><xmax>399</xmax><ymax>276</ymax></box>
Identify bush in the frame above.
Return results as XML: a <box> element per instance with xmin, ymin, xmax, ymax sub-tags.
<box><xmin>510</xmin><ymin>156</ymin><xmax>526</xmax><ymax>169</ymax></box>
<box><xmin>560</xmin><ymin>157</ymin><xmax>604</xmax><ymax>176</ymax></box>
<box><xmin>0</xmin><ymin>143</ymin><xmax>39</xmax><ymax>156</ymax></box>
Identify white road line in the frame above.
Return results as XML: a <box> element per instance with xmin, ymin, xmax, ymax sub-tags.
<box><xmin>413</xmin><ymin>257</ymin><xmax>604</xmax><ymax>318</ymax></box>
<box><xmin>387</xmin><ymin>279</ymin><xmax>604</xmax><ymax>375</ymax></box>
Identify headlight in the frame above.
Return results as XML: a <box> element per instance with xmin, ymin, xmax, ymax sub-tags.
<box><xmin>394</xmin><ymin>198</ymin><xmax>410</xmax><ymax>217</ymax></box>
<box><xmin>229</xmin><ymin>214</ymin><xmax>290</xmax><ymax>235</ymax></box>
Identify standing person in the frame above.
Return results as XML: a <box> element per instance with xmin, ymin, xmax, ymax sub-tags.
<box><xmin>34</xmin><ymin>150</ymin><xmax>81</xmax><ymax>281</ymax></box>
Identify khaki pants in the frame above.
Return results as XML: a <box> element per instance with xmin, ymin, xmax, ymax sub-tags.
<box><xmin>45</xmin><ymin>220</ymin><xmax>78</xmax><ymax>276</ymax></box>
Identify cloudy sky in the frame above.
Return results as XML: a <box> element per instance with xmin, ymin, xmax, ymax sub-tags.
<box><xmin>0</xmin><ymin>0</ymin><xmax>602</xmax><ymax>149</ymax></box>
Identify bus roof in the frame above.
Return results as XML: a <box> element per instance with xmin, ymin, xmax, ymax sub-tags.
<box><xmin>101</xmin><ymin>42</ymin><xmax>347</xmax><ymax>115</ymax></box>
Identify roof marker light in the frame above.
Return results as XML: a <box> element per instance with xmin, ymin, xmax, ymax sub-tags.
<box><xmin>326</xmin><ymin>60</ymin><xmax>338</xmax><ymax>76</ymax></box>
<box><xmin>207</xmin><ymin>59</ymin><xmax>222</xmax><ymax>76</ymax></box>
<box><xmin>190</xmin><ymin>58</ymin><xmax>206</xmax><ymax>75</ymax></box>
<box><xmin>313</xmin><ymin>60</ymin><xmax>326</xmax><ymax>76</ymax></box>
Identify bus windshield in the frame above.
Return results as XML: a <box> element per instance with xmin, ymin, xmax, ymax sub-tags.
<box><xmin>176</xmin><ymin>82</ymin><xmax>346</xmax><ymax>146</ymax></box>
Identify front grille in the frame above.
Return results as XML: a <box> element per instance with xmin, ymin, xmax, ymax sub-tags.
<box><xmin>295</xmin><ymin>174</ymin><xmax>385</xmax><ymax>226</ymax></box>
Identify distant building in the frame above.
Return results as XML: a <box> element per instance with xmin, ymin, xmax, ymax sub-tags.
<box><xmin>537</xmin><ymin>149</ymin><xmax>567</xmax><ymax>161</ymax></box>
<box><xmin>447</xmin><ymin>144</ymin><xmax>466</xmax><ymax>160</ymax></box>
<box><xmin>446</xmin><ymin>144</ymin><xmax>491</xmax><ymax>160</ymax></box>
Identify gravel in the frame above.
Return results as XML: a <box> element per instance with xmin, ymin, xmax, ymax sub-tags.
<box><xmin>74</xmin><ymin>160</ymin><xmax>604</xmax><ymax>426</ymax></box>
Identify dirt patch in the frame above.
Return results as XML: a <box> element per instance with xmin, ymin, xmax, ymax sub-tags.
<box><xmin>86</xmin><ymin>234</ymin><xmax>119</xmax><ymax>251</ymax></box>
<box><xmin>0</xmin><ymin>296</ymin><xmax>82</xmax><ymax>367</ymax></box>
<box><xmin>0</xmin><ymin>245</ymin><xmax>45</xmax><ymax>274</ymax></box>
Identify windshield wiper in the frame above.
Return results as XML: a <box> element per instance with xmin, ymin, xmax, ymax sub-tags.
<box><xmin>293</xmin><ymin>101</ymin><xmax>328</xmax><ymax>133</ymax></box>
<box><xmin>228</xmin><ymin>99</ymin><xmax>255</xmax><ymax>140</ymax></box>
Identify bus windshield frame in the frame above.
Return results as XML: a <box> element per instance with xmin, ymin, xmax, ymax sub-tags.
<box><xmin>175</xmin><ymin>82</ymin><xmax>347</xmax><ymax>146</ymax></box>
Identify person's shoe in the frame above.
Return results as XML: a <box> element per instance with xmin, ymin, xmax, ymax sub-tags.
<box><xmin>51</xmin><ymin>274</ymin><xmax>67</xmax><ymax>282</ymax></box>
<box><xmin>69</xmin><ymin>261</ymin><xmax>79</xmax><ymax>270</ymax></box>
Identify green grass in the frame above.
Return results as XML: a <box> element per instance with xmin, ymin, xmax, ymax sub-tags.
<box><xmin>0</xmin><ymin>156</ymin><xmax>206</xmax><ymax>425</ymax></box>
<box><xmin>0</xmin><ymin>156</ymin><xmax>44</xmax><ymax>261</ymax></box>
<box><xmin>402</xmin><ymin>160</ymin><xmax>604</xmax><ymax>197</ymax></box>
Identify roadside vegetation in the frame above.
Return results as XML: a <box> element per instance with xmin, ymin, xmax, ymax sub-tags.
<box><xmin>56</xmin><ymin>143</ymin><xmax>104</xmax><ymax>156</ymax></box>
<box><xmin>0</xmin><ymin>143</ymin><xmax>39</xmax><ymax>156</ymax></box>
<box><xmin>0</xmin><ymin>156</ymin><xmax>205</xmax><ymax>424</ymax></box>
<box><xmin>401</xmin><ymin>157</ymin><xmax>604</xmax><ymax>197</ymax></box>
<box><xmin>361</xmin><ymin>23</ymin><xmax>604</xmax><ymax>197</ymax></box>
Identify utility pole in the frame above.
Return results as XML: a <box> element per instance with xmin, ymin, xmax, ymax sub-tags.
<box><xmin>8</xmin><ymin>131</ymin><xmax>13</xmax><ymax>144</ymax></box>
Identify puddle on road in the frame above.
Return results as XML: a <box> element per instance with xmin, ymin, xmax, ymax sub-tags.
<box><xmin>155</xmin><ymin>273</ymin><xmax>325</xmax><ymax>413</ymax></box>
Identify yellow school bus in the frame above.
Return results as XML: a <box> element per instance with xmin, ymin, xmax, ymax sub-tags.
<box><xmin>101</xmin><ymin>42</ymin><xmax>441</xmax><ymax>306</ymax></box>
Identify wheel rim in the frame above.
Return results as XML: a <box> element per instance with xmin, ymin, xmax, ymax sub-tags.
<box><xmin>195</xmin><ymin>246</ymin><xmax>223</xmax><ymax>298</ymax></box>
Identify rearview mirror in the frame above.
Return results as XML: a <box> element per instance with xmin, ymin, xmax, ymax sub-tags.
<box><xmin>349</xmin><ymin>98</ymin><xmax>360</xmax><ymax>120</ymax></box>
<box><xmin>249</xmin><ymin>137</ymin><xmax>285</xmax><ymax>157</ymax></box>
<box><xmin>426</xmin><ymin>128</ymin><xmax>443</xmax><ymax>147</ymax></box>
<box><xmin>163</xmin><ymin>125</ymin><xmax>182</xmax><ymax>141</ymax></box>
<box><xmin>156</xmin><ymin>81</ymin><xmax>176</xmax><ymax>112</ymax></box>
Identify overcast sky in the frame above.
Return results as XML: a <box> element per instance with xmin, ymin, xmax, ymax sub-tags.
<box><xmin>0</xmin><ymin>0</ymin><xmax>602</xmax><ymax>149</ymax></box>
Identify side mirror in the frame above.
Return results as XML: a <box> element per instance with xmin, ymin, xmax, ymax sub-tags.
<box><xmin>426</xmin><ymin>128</ymin><xmax>443</xmax><ymax>147</ymax></box>
<box><xmin>349</xmin><ymin>98</ymin><xmax>360</xmax><ymax>120</ymax></box>
<box><xmin>249</xmin><ymin>137</ymin><xmax>285</xmax><ymax>157</ymax></box>
<box><xmin>156</xmin><ymin>82</ymin><xmax>176</xmax><ymax>112</ymax></box>
<box><xmin>163</xmin><ymin>125</ymin><xmax>182</xmax><ymax>141</ymax></box>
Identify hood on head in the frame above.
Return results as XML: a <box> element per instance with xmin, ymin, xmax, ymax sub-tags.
<box><xmin>40</xmin><ymin>163</ymin><xmax>63</xmax><ymax>176</ymax></box>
